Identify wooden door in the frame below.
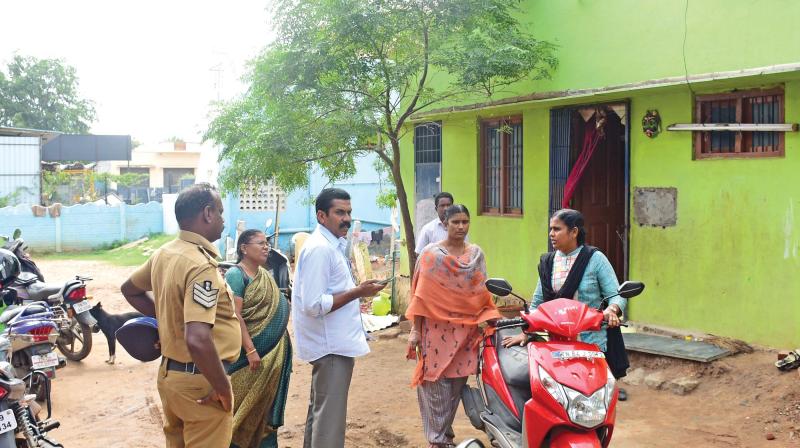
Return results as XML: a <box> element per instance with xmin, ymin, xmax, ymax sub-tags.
<box><xmin>571</xmin><ymin>109</ymin><xmax>626</xmax><ymax>281</ymax></box>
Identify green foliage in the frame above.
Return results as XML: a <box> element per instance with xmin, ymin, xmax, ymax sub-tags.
<box><xmin>41</xmin><ymin>170</ymin><xmax>73</xmax><ymax>205</ymax></box>
<box><xmin>206</xmin><ymin>0</ymin><xmax>556</xmax><ymax>265</ymax></box>
<box><xmin>40</xmin><ymin>233</ymin><xmax>174</xmax><ymax>266</ymax></box>
<box><xmin>0</xmin><ymin>55</ymin><xmax>95</xmax><ymax>133</ymax></box>
<box><xmin>376</xmin><ymin>189</ymin><xmax>398</xmax><ymax>210</ymax></box>
<box><xmin>0</xmin><ymin>187</ymin><xmax>30</xmax><ymax>208</ymax></box>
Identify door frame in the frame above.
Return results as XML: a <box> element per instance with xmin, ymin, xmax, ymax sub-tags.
<box><xmin>548</xmin><ymin>100</ymin><xmax>631</xmax><ymax>280</ymax></box>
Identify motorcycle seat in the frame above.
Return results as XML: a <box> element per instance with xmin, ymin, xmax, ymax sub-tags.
<box><xmin>0</xmin><ymin>303</ymin><xmax>50</xmax><ymax>324</ymax></box>
<box><xmin>495</xmin><ymin>327</ymin><xmax>531</xmax><ymax>388</ymax></box>
<box><xmin>492</xmin><ymin>326</ymin><xmax>533</xmax><ymax>424</ymax></box>
<box><xmin>26</xmin><ymin>282</ymin><xmax>62</xmax><ymax>301</ymax></box>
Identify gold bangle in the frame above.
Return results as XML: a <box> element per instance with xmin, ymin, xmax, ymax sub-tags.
<box><xmin>246</xmin><ymin>348</ymin><xmax>257</xmax><ymax>356</ymax></box>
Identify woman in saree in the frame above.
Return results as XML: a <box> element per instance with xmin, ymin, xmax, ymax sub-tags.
<box><xmin>224</xmin><ymin>229</ymin><xmax>292</xmax><ymax>448</ymax></box>
<box><xmin>406</xmin><ymin>204</ymin><xmax>502</xmax><ymax>448</ymax></box>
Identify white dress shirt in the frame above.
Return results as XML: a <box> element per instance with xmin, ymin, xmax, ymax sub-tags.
<box><xmin>292</xmin><ymin>224</ymin><xmax>369</xmax><ymax>362</ymax></box>
<box><xmin>414</xmin><ymin>217</ymin><xmax>467</xmax><ymax>254</ymax></box>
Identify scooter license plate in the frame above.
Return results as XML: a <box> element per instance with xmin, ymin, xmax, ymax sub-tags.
<box><xmin>31</xmin><ymin>352</ymin><xmax>59</xmax><ymax>370</ymax></box>
<box><xmin>72</xmin><ymin>300</ymin><xmax>91</xmax><ymax>314</ymax></box>
<box><xmin>0</xmin><ymin>409</ymin><xmax>17</xmax><ymax>434</ymax></box>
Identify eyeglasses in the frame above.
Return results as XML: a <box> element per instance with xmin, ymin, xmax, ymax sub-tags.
<box><xmin>246</xmin><ymin>241</ymin><xmax>270</xmax><ymax>248</ymax></box>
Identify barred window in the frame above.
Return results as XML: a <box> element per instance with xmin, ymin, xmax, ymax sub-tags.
<box><xmin>239</xmin><ymin>180</ymin><xmax>286</xmax><ymax>211</ymax></box>
<box><xmin>414</xmin><ymin>122</ymin><xmax>442</xmax><ymax>164</ymax></box>
<box><xmin>480</xmin><ymin>117</ymin><xmax>523</xmax><ymax>216</ymax></box>
<box><xmin>695</xmin><ymin>89</ymin><xmax>784</xmax><ymax>158</ymax></box>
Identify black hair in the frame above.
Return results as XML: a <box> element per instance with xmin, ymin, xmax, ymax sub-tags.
<box><xmin>434</xmin><ymin>192</ymin><xmax>454</xmax><ymax>208</ymax></box>
<box><xmin>236</xmin><ymin>229</ymin><xmax>264</xmax><ymax>263</ymax></box>
<box><xmin>175</xmin><ymin>183</ymin><xmax>218</xmax><ymax>225</ymax></box>
<box><xmin>551</xmin><ymin>208</ymin><xmax>586</xmax><ymax>246</ymax></box>
<box><xmin>444</xmin><ymin>204</ymin><xmax>470</xmax><ymax>221</ymax></box>
<box><xmin>315</xmin><ymin>188</ymin><xmax>351</xmax><ymax>214</ymax></box>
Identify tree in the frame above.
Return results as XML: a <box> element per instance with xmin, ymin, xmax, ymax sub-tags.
<box><xmin>206</xmin><ymin>0</ymin><xmax>557</xmax><ymax>268</ymax></box>
<box><xmin>0</xmin><ymin>55</ymin><xmax>96</xmax><ymax>133</ymax></box>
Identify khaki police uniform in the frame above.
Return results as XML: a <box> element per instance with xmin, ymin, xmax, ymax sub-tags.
<box><xmin>130</xmin><ymin>230</ymin><xmax>242</xmax><ymax>448</ymax></box>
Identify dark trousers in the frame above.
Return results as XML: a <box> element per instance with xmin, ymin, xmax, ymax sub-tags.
<box><xmin>303</xmin><ymin>354</ymin><xmax>355</xmax><ymax>448</ymax></box>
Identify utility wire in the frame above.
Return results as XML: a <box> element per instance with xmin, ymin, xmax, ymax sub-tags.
<box><xmin>682</xmin><ymin>0</ymin><xmax>695</xmax><ymax>95</ymax></box>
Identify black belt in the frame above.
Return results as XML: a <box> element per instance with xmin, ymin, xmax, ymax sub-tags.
<box><xmin>164</xmin><ymin>358</ymin><xmax>231</xmax><ymax>375</ymax></box>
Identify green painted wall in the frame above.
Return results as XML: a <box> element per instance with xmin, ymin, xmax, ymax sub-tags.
<box><xmin>430</xmin><ymin>0</ymin><xmax>800</xmax><ymax>106</ymax></box>
<box><xmin>398</xmin><ymin>2</ymin><xmax>800</xmax><ymax>346</ymax></box>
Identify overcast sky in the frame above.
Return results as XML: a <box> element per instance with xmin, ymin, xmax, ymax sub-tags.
<box><xmin>0</xmin><ymin>0</ymin><xmax>275</xmax><ymax>143</ymax></box>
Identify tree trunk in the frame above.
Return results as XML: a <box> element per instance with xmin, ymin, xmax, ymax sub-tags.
<box><xmin>388</xmin><ymin>138</ymin><xmax>417</xmax><ymax>271</ymax></box>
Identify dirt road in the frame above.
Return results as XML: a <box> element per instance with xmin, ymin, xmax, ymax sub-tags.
<box><xmin>38</xmin><ymin>259</ymin><xmax>799</xmax><ymax>447</ymax></box>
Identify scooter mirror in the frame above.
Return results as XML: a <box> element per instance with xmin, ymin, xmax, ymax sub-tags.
<box><xmin>618</xmin><ymin>281</ymin><xmax>645</xmax><ymax>299</ymax></box>
<box><xmin>485</xmin><ymin>278</ymin><xmax>513</xmax><ymax>297</ymax></box>
<box><xmin>12</xmin><ymin>229</ymin><xmax>21</xmax><ymax>240</ymax></box>
<box><xmin>264</xmin><ymin>219</ymin><xmax>273</xmax><ymax>230</ymax></box>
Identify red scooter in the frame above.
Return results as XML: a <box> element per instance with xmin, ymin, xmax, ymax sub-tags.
<box><xmin>457</xmin><ymin>278</ymin><xmax>644</xmax><ymax>448</ymax></box>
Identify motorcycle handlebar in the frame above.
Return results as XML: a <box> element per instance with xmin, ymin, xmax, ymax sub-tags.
<box><xmin>493</xmin><ymin>317</ymin><xmax>526</xmax><ymax>328</ymax></box>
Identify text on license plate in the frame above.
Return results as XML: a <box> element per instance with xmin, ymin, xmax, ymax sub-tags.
<box><xmin>31</xmin><ymin>352</ymin><xmax>59</xmax><ymax>370</ymax></box>
<box><xmin>0</xmin><ymin>409</ymin><xmax>17</xmax><ymax>434</ymax></box>
<box><xmin>551</xmin><ymin>350</ymin><xmax>606</xmax><ymax>361</ymax></box>
<box><xmin>72</xmin><ymin>300</ymin><xmax>91</xmax><ymax>314</ymax></box>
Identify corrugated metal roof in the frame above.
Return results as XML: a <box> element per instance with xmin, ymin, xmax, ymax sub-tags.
<box><xmin>0</xmin><ymin>126</ymin><xmax>59</xmax><ymax>138</ymax></box>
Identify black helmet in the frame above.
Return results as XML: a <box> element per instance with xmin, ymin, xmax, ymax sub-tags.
<box><xmin>0</xmin><ymin>248</ymin><xmax>20</xmax><ymax>286</ymax></box>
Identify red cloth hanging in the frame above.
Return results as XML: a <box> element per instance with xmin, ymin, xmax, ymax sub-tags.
<box><xmin>561</xmin><ymin>115</ymin><xmax>605</xmax><ymax>208</ymax></box>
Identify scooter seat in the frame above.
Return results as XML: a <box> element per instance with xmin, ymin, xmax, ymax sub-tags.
<box><xmin>495</xmin><ymin>327</ymin><xmax>531</xmax><ymax>388</ymax></box>
<box><xmin>26</xmin><ymin>282</ymin><xmax>62</xmax><ymax>301</ymax></box>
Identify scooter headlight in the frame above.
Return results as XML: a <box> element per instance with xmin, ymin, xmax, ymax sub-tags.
<box><xmin>537</xmin><ymin>365</ymin><xmax>567</xmax><ymax>409</ymax></box>
<box><xmin>604</xmin><ymin>368</ymin><xmax>616</xmax><ymax>409</ymax></box>
<box><xmin>563</xmin><ymin>385</ymin><xmax>607</xmax><ymax>428</ymax></box>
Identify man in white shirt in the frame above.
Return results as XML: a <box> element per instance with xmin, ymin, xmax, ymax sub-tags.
<box><xmin>293</xmin><ymin>188</ymin><xmax>385</xmax><ymax>448</ymax></box>
<box><xmin>415</xmin><ymin>192</ymin><xmax>466</xmax><ymax>255</ymax></box>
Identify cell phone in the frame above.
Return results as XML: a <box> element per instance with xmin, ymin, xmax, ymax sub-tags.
<box><xmin>376</xmin><ymin>276</ymin><xmax>395</xmax><ymax>285</ymax></box>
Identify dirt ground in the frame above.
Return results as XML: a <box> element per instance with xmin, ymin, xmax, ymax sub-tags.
<box><xmin>37</xmin><ymin>259</ymin><xmax>800</xmax><ymax>447</ymax></box>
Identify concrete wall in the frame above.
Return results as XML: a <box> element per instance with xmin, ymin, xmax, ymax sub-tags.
<box><xmin>0</xmin><ymin>202</ymin><xmax>163</xmax><ymax>252</ymax></box>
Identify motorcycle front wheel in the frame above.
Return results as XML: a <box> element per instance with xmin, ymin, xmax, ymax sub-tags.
<box><xmin>56</xmin><ymin>318</ymin><xmax>92</xmax><ymax>361</ymax></box>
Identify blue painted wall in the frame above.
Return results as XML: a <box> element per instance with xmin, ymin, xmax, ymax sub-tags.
<box><xmin>0</xmin><ymin>202</ymin><xmax>163</xmax><ymax>252</ymax></box>
<box><xmin>221</xmin><ymin>154</ymin><xmax>394</xmax><ymax>253</ymax></box>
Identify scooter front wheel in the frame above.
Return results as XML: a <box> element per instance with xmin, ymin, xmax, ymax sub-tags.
<box><xmin>455</xmin><ymin>439</ymin><xmax>486</xmax><ymax>448</ymax></box>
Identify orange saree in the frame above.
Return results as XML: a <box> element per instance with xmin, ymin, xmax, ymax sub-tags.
<box><xmin>406</xmin><ymin>243</ymin><xmax>501</xmax><ymax>386</ymax></box>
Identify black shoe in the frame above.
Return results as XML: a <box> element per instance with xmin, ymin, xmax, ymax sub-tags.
<box><xmin>618</xmin><ymin>388</ymin><xmax>627</xmax><ymax>402</ymax></box>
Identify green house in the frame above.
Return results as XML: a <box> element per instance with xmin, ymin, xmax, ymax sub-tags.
<box><xmin>399</xmin><ymin>0</ymin><xmax>800</xmax><ymax>348</ymax></box>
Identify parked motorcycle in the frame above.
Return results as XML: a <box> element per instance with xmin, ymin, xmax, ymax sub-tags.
<box><xmin>2</xmin><ymin>229</ymin><xmax>97</xmax><ymax>361</ymax></box>
<box><xmin>11</xmin><ymin>272</ymin><xmax>96</xmax><ymax>362</ymax></box>
<box><xmin>0</xmin><ymin>303</ymin><xmax>63</xmax><ymax>402</ymax></box>
<box><xmin>458</xmin><ymin>278</ymin><xmax>645</xmax><ymax>448</ymax></box>
<box><xmin>0</xmin><ymin>230</ymin><xmax>44</xmax><ymax>282</ymax></box>
<box><xmin>0</xmin><ymin>336</ymin><xmax>62</xmax><ymax>448</ymax></box>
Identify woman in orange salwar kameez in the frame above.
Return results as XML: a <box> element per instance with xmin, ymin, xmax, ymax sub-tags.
<box><xmin>406</xmin><ymin>204</ymin><xmax>501</xmax><ymax>448</ymax></box>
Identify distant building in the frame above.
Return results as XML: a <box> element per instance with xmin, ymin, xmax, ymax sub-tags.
<box><xmin>97</xmin><ymin>140</ymin><xmax>219</xmax><ymax>203</ymax></box>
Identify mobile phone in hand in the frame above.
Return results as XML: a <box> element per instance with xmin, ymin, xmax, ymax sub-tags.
<box><xmin>376</xmin><ymin>276</ymin><xmax>395</xmax><ymax>285</ymax></box>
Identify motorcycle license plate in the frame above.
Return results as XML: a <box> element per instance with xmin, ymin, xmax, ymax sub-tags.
<box><xmin>31</xmin><ymin>352</ymin><xmax>59</xmax><ymax>370</ymax></box>
<box><xmin>0</xmin><ymin>409</ymin><xmax>17</xmax><ymax>434</ymax></box>
<box><xmin>72</xmin><ymin>300</ymin><xmax>91</xmax><ymax>314</ymax></box>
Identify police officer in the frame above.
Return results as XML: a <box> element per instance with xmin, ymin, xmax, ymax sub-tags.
<box><xmin>121</xmin><ymin>183</ymin><xmax>241</xmax><ymax>448</ymax></box>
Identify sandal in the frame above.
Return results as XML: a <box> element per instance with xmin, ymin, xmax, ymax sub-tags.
<box><xmin>776</xmin><ymin>349</ymin><xmax>800</xmax><ymax>371</ymax></box>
